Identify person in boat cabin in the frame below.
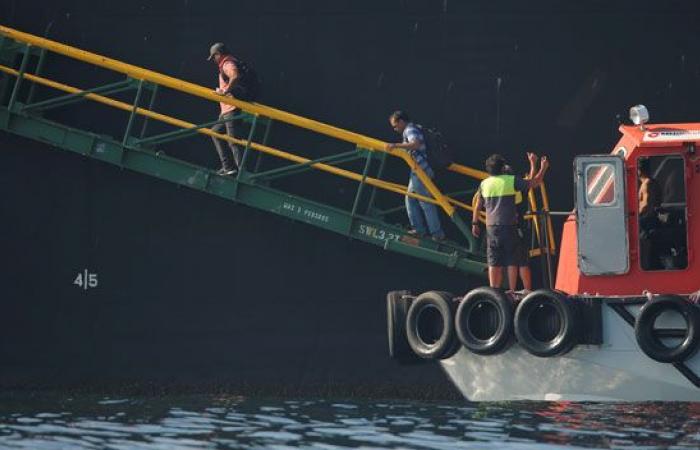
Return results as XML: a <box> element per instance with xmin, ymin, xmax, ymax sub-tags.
<box><xmin>638</xmin><ymin>158</ymin><xmax>663</xmax><ymax>269</ymax></box>
<box><xmin>472</xmin><ymin>153</ymin><xmax>548</xmax><ymax>290</ymax></box>
<box><xmin>386</xmin><ymin>110</ymin><xmax>446</xmax><ymax>241</ymax></box>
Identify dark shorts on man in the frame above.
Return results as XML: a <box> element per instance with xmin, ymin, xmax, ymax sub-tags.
<box><xmin>486</xmin><ymin>225</ymin><xmax>519</xmax><ymax>267</ymax></box>
<box><xmin>512</xmin><ymin>226</ymin><xmax>529</xmax><ymax>267</ymax></box>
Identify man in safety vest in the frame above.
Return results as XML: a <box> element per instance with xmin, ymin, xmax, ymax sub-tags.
<box><xmin>472</xmin><ymin>153</ymin><xmax>548</xmax><ymax>289</ymax></box>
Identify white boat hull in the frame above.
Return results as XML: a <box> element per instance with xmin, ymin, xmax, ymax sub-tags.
<box><xmin>440</xmin><ymin>302</ymin><xmax>700</xmax><ymax>401</ymax></box>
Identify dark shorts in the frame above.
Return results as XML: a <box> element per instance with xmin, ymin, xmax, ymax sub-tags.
<box><xmin>513</xmin><ymin>227</ymin><xmax>529</xmax><ymax>267</ymax></box>
<box><xmin>486</xmin><ymin>225</ymin><xmax>519</xmax><ymax>267</ymax></box>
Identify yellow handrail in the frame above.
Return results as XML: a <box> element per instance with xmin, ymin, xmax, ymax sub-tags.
<box><xmin>0</xmin><ymin>25</ymin><xmax>460</xmax><ymax>216</ymax></box>
<box><xmin>0</xmin><ymin>24</ymin><xmax>555</xmax><ymax>250</ymax></box>
<box><xmin>539</xmin><ymin>182</ymin><xmax>557</xmax><ymax>253</ymax></box>
<box><xmin>448</xmin><ymin>162</ymin><xmax>488</xmax><ymax>180</ymax></box>
<box><xmin>528</xmin><ymin>188</ymin><xmax>543</xmax><ymax>251</ymax></box>
<box><xmin>0</xmin><ymin>63</ymin><xmax>479</xmax><ymax>213</ymax></box>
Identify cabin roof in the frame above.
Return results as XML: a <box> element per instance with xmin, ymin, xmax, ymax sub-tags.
<box><xmin>619</xmin><ymin>123</ymin><xmax>700</xmax><ymax>148</ymax></box>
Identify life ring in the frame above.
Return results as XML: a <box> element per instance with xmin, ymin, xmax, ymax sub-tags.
<box><xmin>386</xmin><ymin>290</ymin><xmax>421</xmax><ymax>363</ymax></box>
<box><xmin>514</xmin><ymin>289</ymin><xmax>578</xmax><ymax>357</ymax></box>
<box><xmin>455</xmin><ymin>287</ymin><xmax>514</xmax><ymax>355</ymax></box>
<box><xmin>405</xmin><ymin>291</ymin><xmax>456</xmax><ymax>360</ymax></box>
<box><xmin>635</xmin><ymin>295</ymin><xmax>700</xmax><ymax>363</ymax></box>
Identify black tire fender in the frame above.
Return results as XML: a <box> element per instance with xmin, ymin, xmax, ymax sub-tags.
<box><xmin>405</xmin><ymin>291</ymin><xmax>456</xmax><ymax>360</ymax></box>
<box><xmin>635</xmin><ymin>295</ymin><xmax>700</xmax><ymax>363</ymax></box>
<box><xmin>514</xmin><ymin>289</ymin><xmax>578</xmax><ymax>357</ymax></box>
<box><xmin>455</xmin><ymin>287</ymin><xmax>514</xmax><ymax>355</ymax></box>
<box><xmin>439</xmin><ymin>291</ymin><xmax>462</xmax><ymax>360</ymax></box>
<box><xmin>386</xmin><ymin>290</ymin><xmax>421</xmax><ymax>363</ymax></box>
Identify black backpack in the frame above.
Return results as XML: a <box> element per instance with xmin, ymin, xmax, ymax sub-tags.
<box><xmin>221</xmin><ymin>55</ymin><xmax>261</xmax><ymax>102</ymax></box>
<box><xmin>417</xmin><ymin>124</ymin><xmax>454</xmax><ymax>171</ymax></box>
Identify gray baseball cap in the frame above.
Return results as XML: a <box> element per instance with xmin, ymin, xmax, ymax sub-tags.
<box><xmin>207</xmin><ymin>42</ymin><xmax>227</xmax><ymax>61</ymax></box>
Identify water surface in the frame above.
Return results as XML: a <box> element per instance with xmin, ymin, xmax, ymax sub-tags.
<box><xmin>0</xmin><ymin>392</ymin><xmax>698</xmax><ymax>449</ymax></box>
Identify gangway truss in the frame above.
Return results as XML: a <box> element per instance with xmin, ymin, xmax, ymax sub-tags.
<box><xmin>0</xmin><ymin>26</ymin><xmax>556</xmax><ymax>278</ymax></box>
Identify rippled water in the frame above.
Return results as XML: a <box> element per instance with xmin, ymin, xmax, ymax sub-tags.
<box><xmin>0</xmin><ymin>393</ymin><xmax>699</xmax><ymax>449</ymax></box>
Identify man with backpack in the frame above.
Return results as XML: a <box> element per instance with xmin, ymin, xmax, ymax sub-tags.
<box><xmin>386</xmin><ymin>110</ymin><xmax>445</xmax><ymax>241</ymax></box>
<box><xmin>207</xmin><ymin>42</ymin><xmax>260</xmax><ymax>176</ymax></box>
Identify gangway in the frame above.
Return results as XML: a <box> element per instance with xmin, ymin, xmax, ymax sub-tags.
<box><xmin>0</xmin><ymin>26</ymin><xmax>555</xmax><ymax>278</ymax></box>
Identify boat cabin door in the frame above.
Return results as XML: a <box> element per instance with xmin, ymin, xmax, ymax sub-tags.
<box><xmin>575</xmin><ymin>155</ymin><xmax>629</xmax><ymax>275</ymax></box>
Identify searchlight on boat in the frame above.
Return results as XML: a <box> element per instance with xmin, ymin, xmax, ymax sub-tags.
<box><xmin>629</xmin><ymin>104</ymin><xmax>650</xmax><ymax>129</ymax></box>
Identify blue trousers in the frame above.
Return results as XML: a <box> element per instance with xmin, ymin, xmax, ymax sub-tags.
<box><xmin>405</xmin><ymin>172</ymin><xmax>444</xmax><ymax>238</ymax></box>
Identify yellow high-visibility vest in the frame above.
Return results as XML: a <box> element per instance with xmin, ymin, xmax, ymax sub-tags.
<box><xmin>480</xmin><ymin>175</ymin><xmax>517</xmax><ymax>199</ymax></box>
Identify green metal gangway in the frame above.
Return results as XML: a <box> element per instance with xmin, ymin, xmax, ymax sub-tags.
<box><xmin>0</xmin><ymin>25</ymin><xmax>556</xmax><ymax>278</ymax></box>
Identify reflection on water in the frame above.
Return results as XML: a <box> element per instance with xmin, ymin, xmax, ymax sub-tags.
<box><xmin>0</xmin><ymin>393</ymin><xmax>698</xmax><ymax>449</ymax></box>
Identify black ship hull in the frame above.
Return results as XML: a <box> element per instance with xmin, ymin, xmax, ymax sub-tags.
<box><xmin>1</xmin><ymin>135</ymin><xmax>470</xmax><ymax>398</ymax></box>
<box><xmin>3</xmin><ymin>0</ymin><xmax>700</xmax><ymax>399</ymax></box>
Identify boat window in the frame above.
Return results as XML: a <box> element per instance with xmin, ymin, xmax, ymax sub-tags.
<box><xmin>585</xmin><ymin>163</ymin><xmax>616</xmax><ymax>206</ymax></box>
<box><xmin>637</xmin><ymin>155</ymin><xmax>688</xmax><ymax>271</ymax></box>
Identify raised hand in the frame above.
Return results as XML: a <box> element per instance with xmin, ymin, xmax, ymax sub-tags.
<box><xmin>690</xmin><ymin>290</ymin><xmax>700</xmax><ymax>304</ymax></box>
<box><xmin>471</xmin><ymin>223</ymin><xmax>480</xmax><ymax>237</ymax></box>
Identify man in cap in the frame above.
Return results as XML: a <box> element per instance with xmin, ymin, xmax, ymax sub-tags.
<box><xmin>208</xmin><ymin>42</ymin><xmax>243</xmax><ymax>176</ymax></box>
<box><xmin>385</xmin><ymin>110</ymin><xmax>445</xmax><ymax>241</ymax></box>
<box><xmin>472</xmin><ymin>153</ymin><xmax>548</xmax><ymax>289</ymax></box>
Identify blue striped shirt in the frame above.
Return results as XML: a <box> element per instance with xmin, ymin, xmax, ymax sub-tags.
<box><xmin>403</xmin><ymin>123</ymin><xmax>432</xmax><ymax>176</ymax></box>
